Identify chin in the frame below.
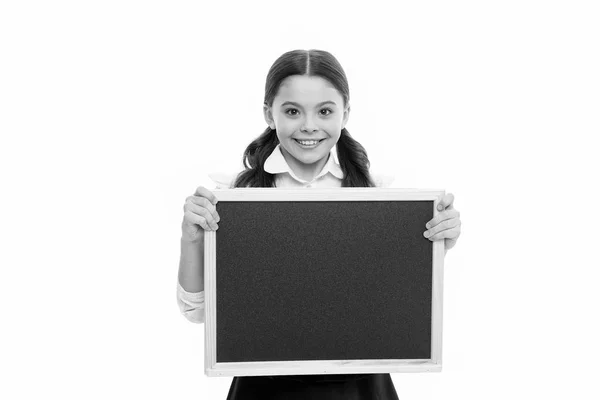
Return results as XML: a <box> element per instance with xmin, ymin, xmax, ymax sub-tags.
<box><xmin>292</xmin><ymin>150</ymin><xmax>329</xmax><ymax>164</ymax></box>
<box><xmin>281</xmin><ymin>139</ymin><xmax>332</xmax><ymax>164</ymax></box>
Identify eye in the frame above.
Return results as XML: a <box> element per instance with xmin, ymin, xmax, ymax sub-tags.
<box><xmin>320</xmin><ymin>108</ymin><xmax>333</xmax><ymax>116</ymax></box>
<box><xmin>285</xmin><ymin>108</ymin><xmax>299</xmax><ymax>116</ymax></box>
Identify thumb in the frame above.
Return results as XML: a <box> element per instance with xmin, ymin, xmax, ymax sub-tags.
<box><xmin>437</xmin><ymin>193</ymin><xmax>454</xmax><ymax>211</ymax></box>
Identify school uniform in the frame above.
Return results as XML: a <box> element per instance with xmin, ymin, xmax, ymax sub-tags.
<box><xmin>177</xmin><ymin>144</ymin><xmax>398</xmax><ymax>399</ymax></box>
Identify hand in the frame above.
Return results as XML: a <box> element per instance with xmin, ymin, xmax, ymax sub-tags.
<box><xmin>424</xmin><ymin>193</ymin><xmax>461</xmax><ymax>252</ymax></box>
<box><xmin>181</xmin><ymin>186</ymin><xmax>220</xmax><ymax>242</ymax></box>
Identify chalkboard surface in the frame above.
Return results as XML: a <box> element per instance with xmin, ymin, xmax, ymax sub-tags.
<box><xmin>217</xmin><ymin>201</ymin><xmax>432</xmax><ymax>362</ymax></box>
<box><xmin>204</xmin><ymin>188</ymin><xmax>445</xmax><ymax>377</ymax></box>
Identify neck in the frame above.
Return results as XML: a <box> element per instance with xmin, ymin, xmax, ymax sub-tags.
<box><xmin>280</xmin><ymin>146</ymin><xmax>329</xmax><ymax>182</ymax></box>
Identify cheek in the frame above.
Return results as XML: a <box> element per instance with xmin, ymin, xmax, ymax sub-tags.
<box><xmin>273</xmin><ymin>119</ymin><xmax>298</xmax><ymax>136</ymax></box>
<box><xmin>322</xmin><ymin>119</ymin><xmax>344</xmax><ymax>136</ymax></box>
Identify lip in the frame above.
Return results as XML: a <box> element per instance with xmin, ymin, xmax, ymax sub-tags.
<box><xmin>293</xmin><ymin>138</ymin><xmax>326</xmax><ymax>142</ymax></box>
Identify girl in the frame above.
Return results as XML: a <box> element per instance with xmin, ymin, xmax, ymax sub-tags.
<box><xmin>177</xmin><ymin>49</ymin><xmax>462</xmax><ymax>400</ymax></box>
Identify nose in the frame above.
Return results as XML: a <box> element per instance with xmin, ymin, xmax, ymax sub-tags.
<box><xmin>300</xmin><ymin>116</ymin><xmax>318</xmax><ymax>133</ymax></box>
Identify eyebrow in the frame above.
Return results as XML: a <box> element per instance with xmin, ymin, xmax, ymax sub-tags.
<box><xmin>280</xmin><ymin>101</ymin><xmax>337</xmax><ymax>108</ymax></box>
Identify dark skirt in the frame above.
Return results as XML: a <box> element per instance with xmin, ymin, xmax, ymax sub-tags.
<box><xmin>226</xmin><ymin>373</ymin><xmax>399</xmax><ymax>400</ymax></box>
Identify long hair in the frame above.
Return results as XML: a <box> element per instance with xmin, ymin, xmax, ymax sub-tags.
<box><xmin>233</xmin><ymin>49</ymin><xmax>375</xmax><ymax>188</ymax></box>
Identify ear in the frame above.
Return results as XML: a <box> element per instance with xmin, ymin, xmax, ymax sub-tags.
<box><xmin>341</xmin><ymin>104</ymin><xmax>351</xmax><ymax>129</ymax></box>
<box><xmin>263</xmin><ymin>104</ymin><xmax>276</xmax><ymax>130</ymax></box>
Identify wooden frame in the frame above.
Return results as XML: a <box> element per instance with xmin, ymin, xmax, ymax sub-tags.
<box><xmin>204</xmin><ymin>188</ymin><xmax>445</xmax><ymax>377</ymax></box>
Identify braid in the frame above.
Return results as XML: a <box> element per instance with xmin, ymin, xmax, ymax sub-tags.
<box><xmin>232</xmin><ymin>127</ymin><xmax>278</xmax><ymax>188</ymax></box>
<box><xmin>336</xmin><ymin>129</ymin><xmax>376</xmax><ymax>188</ymax></box>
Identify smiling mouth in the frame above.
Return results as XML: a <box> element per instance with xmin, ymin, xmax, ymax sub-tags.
<box><xmin>293</xmin><ymin>139</ymin><xmax>325</xmax><ymax>146</ymax></box>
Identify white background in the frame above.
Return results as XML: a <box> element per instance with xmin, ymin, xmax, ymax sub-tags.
<box><xmin>1</xmin><ymin>1</ymin><xmax>599</xmax><ymax>399</ymax></box>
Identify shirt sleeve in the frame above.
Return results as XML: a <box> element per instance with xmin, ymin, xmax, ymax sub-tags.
<box><xmin>177</xmin><ymin>281</ymin><xmax>205</xmax><ymax>324</ymax></box>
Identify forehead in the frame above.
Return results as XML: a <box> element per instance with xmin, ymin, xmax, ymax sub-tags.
<box><xmin>274</xmin><ymin>75</ymin><xmax>343</xmax><ymax>105</ymax></box>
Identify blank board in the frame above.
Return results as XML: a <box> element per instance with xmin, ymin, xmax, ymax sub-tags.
<box><xmin>204</xmin><ymin>188</ymin><xmax>445</xmax><ymax>377</ymax></box>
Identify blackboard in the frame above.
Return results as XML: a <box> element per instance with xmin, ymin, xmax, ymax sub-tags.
<box><xmin>204</xmin><ymin>188</ymin><xmax>445</xmax><ymax>377</ymax></box>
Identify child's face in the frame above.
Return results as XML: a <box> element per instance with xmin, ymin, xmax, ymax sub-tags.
<box><xmin>264</xmin><ymin>75</ymin><xmax>349</xmax><ymax>170</ymax></box>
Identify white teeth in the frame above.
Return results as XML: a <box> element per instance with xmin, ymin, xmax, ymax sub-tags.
<box><xmin>297</xmin><ymin>140</ymin><xmax>319</xmax><ymax>145</ymax></box>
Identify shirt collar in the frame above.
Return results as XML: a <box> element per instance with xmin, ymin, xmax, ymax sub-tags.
<box><xmin>264</xmin><ymin>144</ymin><xmax>344</xmax><ymax>182</ymax></box>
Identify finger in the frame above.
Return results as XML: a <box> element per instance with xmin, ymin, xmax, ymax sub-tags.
<box><xmin>426</xmin><ymin>209</ymin><xmax>460</xmax><ymax>229</ymax></box>
<box><xmin>186</xmin><ymin>195</ymin><xmax>220</xmax><ymax>223</ymax></box>
<box><xmin>437</xmin><ymin>193</ymin><xmax>455</xmax><ymax>211</ymax></box>
<box><xmin>184</xmin><ymin>196</ymin><xmax>219</xmax><ymax>224</ymax></box>
<box><xmin>185</xmin><ymin>202</ymin><xmax>219</xmax><ymax>229</ymax></box>
<box><xmin>427</xmin><ymin>226</ymin><xmax>461</xmax><ymax>242</ymax></box>
<box><xmin>194</xmin><ymin>186</ymin><xmax>219</xmax><ymax>205</ymax></box>
<box><xmin>424</xmin><ymin>218</ymin><xmax>461</xmax><ymax>239</ymax></box>
<box><xmin>184</xmin><ymin>211</ymin><xmax>212</xmax><ymax>231</ymax></box>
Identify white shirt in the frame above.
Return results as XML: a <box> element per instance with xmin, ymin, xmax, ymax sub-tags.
<box><xmin>177</xmin><ymin>144</ymin><xmax>395</xmax><ymax>323</ymax></box>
